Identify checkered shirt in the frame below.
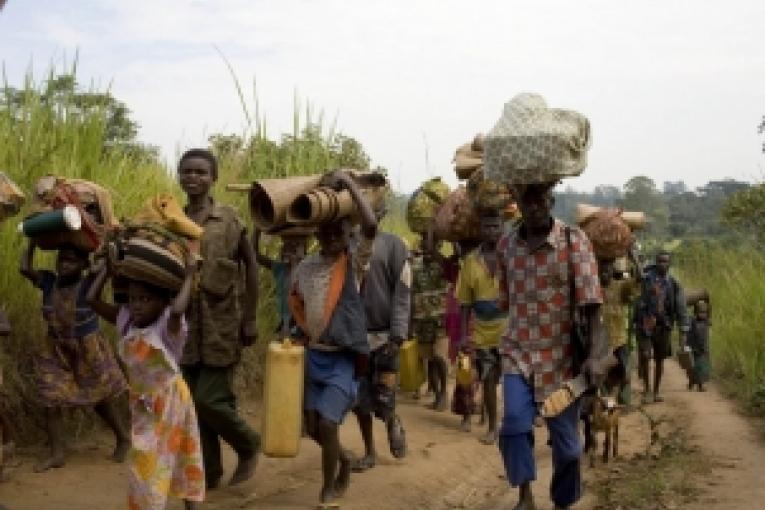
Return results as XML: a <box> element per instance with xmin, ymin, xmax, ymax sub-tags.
<box><xmin>497</xmin><ymin>219</ymin><xmax>602</xmax><ymax>402</ymax></box>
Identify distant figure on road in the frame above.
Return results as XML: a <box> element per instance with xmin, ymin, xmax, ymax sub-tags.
<box><xmin>635</xmin><ymin>251</ymin><xmax>688</xmax><ymax>404</ymax></box>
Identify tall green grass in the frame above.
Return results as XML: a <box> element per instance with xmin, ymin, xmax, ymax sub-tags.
<box><xmin>0</xmin><ymin>63</ymin><xmax>411</xmax><ymax>439</ymax></box>
<box><xmin>675</xmin><ymin>241</ymin><xmax>765</xmax><ymax>415</ymax></box>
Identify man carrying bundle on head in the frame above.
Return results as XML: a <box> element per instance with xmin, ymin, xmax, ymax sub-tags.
<box><xmin>350</xmin><ymin>195</ymin><xmax>410</xmax><ymax>472</ymax></box>
<box><xmin>484</xmin><ymin>93</ymin><xmax>605</xmax><ymax>509</ymax></box>
<box><xmin>177</xmin><ymin>148</ymin><xmax>261</xmax><ymax>489</ymax></box>
<box><xmin>288</xmin><ymin>170</ymin><xmax>376</xmax><ymax>508</ymax></box>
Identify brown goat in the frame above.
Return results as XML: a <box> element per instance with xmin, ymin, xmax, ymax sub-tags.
<box><xmin>583</xmin><ymin>394</ymin><xmax>621</xmax><ymax>468</ymax></box>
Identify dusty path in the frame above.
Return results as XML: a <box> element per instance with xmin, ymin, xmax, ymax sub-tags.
<box><xmin>1</xmin><ymin>361</ymin><xmax>764</xmax><ymax>509</ymax></box>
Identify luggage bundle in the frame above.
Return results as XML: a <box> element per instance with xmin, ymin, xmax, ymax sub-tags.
<box><xmin>452</xmin><ymin>133</ymin><xmax>516</xmax><ymax>216</ymax></box>
<box><xmin>483</xmin><ymin>93</ymin><xmax>591</xmax><ymax>186</ymax></box>
<box><xmin>0</xmin><ymin>172</ymin><xmax>25</xmax><ymax>222</ymax></box>
<box><xmin>19</xmin><ymin>176</ymin><xmax>117</xmax><ymax>252</ymax></box>
<box><xmin>405</xmin><ymin>177</ymin><xmax>451</xmax><ymax>234</ymax></box>
<box><xmin>433</xmin><ymin>186</ymin><xmax>480</xmax><ymax>242</ymax></box>
<box><xmin>576</xmin><ymin>203</ymin><xmax>646</xmax><ymax>260</ymax></box>
<box><xmin>107</xmin><ymin>195</ymin><xmax>201</xmax><ymax>292</ymax></box>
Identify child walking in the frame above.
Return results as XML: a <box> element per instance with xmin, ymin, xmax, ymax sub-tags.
<box><xmin>87</xmin><ymin>253</ymin><xmax>204</xmax><ymax>510</ymax></box>
<box><xmin>20</xmin><ymin>242</ymin><xmax>129</xmax><ymax>472</ymax></box>
<box><xmin>254</xmin><ymin>229</ymin><xmax>308</xmax><ymax>337</ymax></box>
<box><xmin>288</xmin><ymin>170</ymin><xmax>376</xmax><ymax>508</ymax></box>
<box><xmin>686</xmin><ymin>300</ymin><xmax>711</xmax><ymax>392</ymax></box>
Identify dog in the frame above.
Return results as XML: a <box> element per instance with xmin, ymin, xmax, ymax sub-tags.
<box><xmin>582</xmin><ymin>393</ymin><xmax>621</xmax><ymax>467</ymax></box>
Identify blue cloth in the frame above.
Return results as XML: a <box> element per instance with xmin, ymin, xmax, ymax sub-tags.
<box><xmin>498</xmin><ymin>374</ymin><xmax>583</xmax><ymax>508</ymax></box>
<box><xmin>38</xmin><ymin>271</ymin><xmax>99</xmax><ymax>339</ymax></box>
<box><xmin>304</xmin><ymin>349</ymin><xmax>358</xmax><ymax>424</ymax></box>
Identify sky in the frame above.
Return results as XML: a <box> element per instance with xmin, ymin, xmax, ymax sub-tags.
<box><xmin>1</xmin><ymin>0</ymin><xmax>764</xmax><ymax>193</ymax></box>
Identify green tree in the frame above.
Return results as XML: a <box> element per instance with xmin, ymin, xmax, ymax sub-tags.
<box><xmin>722</xmin><ymin>183</ymin><xmax>765</xmax><ymax>244</ymax></box>
<box><xmin>621</xmin><ymin>176</ymin><xmax>669</xmax><ymax>238</ymax></box>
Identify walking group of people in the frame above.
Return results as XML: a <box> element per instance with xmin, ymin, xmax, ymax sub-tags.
<box><xmin>0</xmin><ymin>145</ymin><xmax>712</xmax><ymax>510</ymax></box>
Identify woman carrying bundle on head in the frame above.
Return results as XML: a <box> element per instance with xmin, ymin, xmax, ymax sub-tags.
<box><xmin>88</xmin><ymin>245</ymin><xmax>204</xmax><ymax>510</ymax></box>
<box><xmin>19</xmin><ymin>241</ymin><xmax>129</xmax><ymax>473</ymax></box>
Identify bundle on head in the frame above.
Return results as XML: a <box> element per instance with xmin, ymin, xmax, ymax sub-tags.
<box><xmin>483</xmin><ymin>93</ymin><xmax>591</xmax><ymax>186</ymax></box>
<box><xmin>579</xmin><ymin>208</ymin><xmax>633</xmax><ymax>260</ymax></box>
<box><xmin>466</xmin><ymin>168</ymin><xmax>515</xmax><ymax>212</ymax></box>
<box><xmin>433</xmin><ymin>186</ymin><xmax>480</xmax><ymax>242</ymax></box>
<box><xmin>20</xmin><ymin>176</ymin><xmax>117</xmax><ymax>252</ymax></box>
<box><xmin>406</xmin><ymin>177</ymin><xmax>451</xmax><ymax>234</ymax></box>
<box><xmin>0</xmin><ymin>172</ymin><xmax>25</xmax><ymax>222</ymax></box>
<box><xmin>107</xmin><ymin>195</ymin><xmax>201</xmax><ymax>292</ymax></box>
<box><xmin>453</xmin><ymin>134</ymin><xmax>484</xmax><ymax>180</ymax></box>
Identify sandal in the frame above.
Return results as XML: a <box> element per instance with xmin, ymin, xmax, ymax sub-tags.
<box><xmin>387</xmin><ymin>415</ymin><xmax>407</xmax><ymax>459</ymax></box>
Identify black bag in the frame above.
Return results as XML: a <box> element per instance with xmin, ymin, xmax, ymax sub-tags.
<box><xmin>565</xmin><ymin>227</ymin><xmax>589</xmax><ymax>377</ymax></box>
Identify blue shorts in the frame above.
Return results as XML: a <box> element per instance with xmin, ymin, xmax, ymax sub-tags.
<box><xmin>304</xmin><ymin>349</ymin><xmax>357</xmax><ymax>424</ymax></box>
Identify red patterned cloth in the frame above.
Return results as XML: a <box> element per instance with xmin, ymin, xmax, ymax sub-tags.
<box><xmin>497</xmin><ymin>220</ymin><xmax>601</xmax><ymax>402</ymax></box>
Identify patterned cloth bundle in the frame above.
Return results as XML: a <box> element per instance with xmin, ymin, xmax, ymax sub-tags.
<box><xmin>108</xmin><ymin>195</ymin><xmax>201</xmax><ymax>292</ymax></box>
<box><xmin>483</xmin><ymin>93</ymin><xmax>591</xmax><ymax>185</ymax></box>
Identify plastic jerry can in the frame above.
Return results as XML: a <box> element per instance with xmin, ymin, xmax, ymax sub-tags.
<box><xmin>398</xmin><ymin>339</ymin><xmax>425</xmax><ymax>392</ymax></box>
<box><xmin>262</xmin><ymin>339</ymin><xmax>305</xmax><ymax>458</ymax></box>
<box><xmin>455</xmin><ymin>352</ymin><xmax>474</xmax><ymax>388</ymax></box>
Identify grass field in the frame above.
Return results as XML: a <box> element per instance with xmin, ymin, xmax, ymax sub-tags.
<box><xmin>675</xmin><ymin>240</ymin><xmax>765</xmax><ymax>415</ymax></box>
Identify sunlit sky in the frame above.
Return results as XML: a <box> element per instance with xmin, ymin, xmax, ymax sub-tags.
<box><xmin>2</xmin><ymin>0</ymin><xmax>764</xmax><ymax>193</ymax></box>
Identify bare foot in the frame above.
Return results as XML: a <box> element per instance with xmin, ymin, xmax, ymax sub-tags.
<box><xmin>479</xmin><ymin>429</ymin><xmax>498</xmax><ymax>445</ymax></box>
<box><xmin>319</xmin><ymin>486</ymin><xmax>341</xmax><ymax>508</ymax></box>
<box><xmin>460</xmin><ymin>417</ymin><xmax>472</xmax><ymax>433</ymax></box>
<box><xmin>34</xmin><ymin>453</ymin><xmax>65</xmax><ymax>473</ymax></box>
<box><xmin>184</xmin><ymin>500</ymin><xmax>201</xmax><ymax>510</ymax></box>
<box><xmin>350</xmin><ymin>454</ymin><xmax>375</xmax><ymax>473</ymax></box>
<box><xmin>112</xmin><ymin>439</ymin><xmax>130</xmax><ymax>463</ymax></box>
<box><xmin>229</xmin><ymin>451</ymin><xmax>258</xmax><ymax>486</ymax></box>
<box><xmin>334</xmin><ymin>452</ymin><xmax>351</xmax><ymax>496</ymax></box>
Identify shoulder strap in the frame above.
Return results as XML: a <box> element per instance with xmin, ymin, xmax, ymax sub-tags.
<box><xmin>565</xmin><ymin>226</ymin><xmax>576</xmax><ymax>320</ymax></box>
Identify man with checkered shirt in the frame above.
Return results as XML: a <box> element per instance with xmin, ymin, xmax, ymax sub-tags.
<box><xmin>496</xmin><ymin>182</ymin><xmax>606</xmax><ymax>510</ymax></box>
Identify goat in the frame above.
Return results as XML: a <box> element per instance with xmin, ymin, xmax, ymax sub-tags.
<box><xmin>582</xmin><ymin>394</ymin><xmax>621</xmax><ymax>467</ymax></box>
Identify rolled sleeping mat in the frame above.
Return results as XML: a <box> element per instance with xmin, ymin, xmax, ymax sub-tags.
<box><xmin>19</xmin><ymin>205</ymin><xmax>82</xmax><ymax>236</ymax></box>
<box><xmin>286</xmin><ymin>187</ymin><xmax>355</xmax><ymax>225</ymax></box>
<box><xmin>249</xmin><ymin>175</ymin><xmax>323</xmax><ymax>231</ymax></box>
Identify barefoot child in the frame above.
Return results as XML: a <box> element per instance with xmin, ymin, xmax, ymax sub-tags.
<box><xmin>288</xmin><ymin>170</ymin><xmax>376</xmax><ymax>508</ymax></box>
<box><xmin>20</xmin><ymin>243</ymin><xmax>129</xmax><ymax>472</ymax></box>
<box><xmin>455</xmin><ymin>210</ymin><xmax>505</xmax><ymax>444</ymax></box>
<box><xmin>87</xmin><ymin>253</ymin><xmax>204</xmax><ymax>510</ymax></box>
<box><xmin>685</xmin><ymin>300</ymin><xmax>711</xmax><ymax>392</ymax></box>
<box><xmin>254</xmin><ymin>229</ymin><xmax>308</xmax><ymax>337</ymax></box>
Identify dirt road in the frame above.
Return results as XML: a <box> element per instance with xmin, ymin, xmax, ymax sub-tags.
<box><xmin>1</xmin><ymin>361</ymin><xmax>763</xmax><ymax>509</ymax></box>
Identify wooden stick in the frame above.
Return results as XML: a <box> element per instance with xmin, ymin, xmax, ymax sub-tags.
<box><xmin>225</xmin><ymin>183</ymin><xmax>253</xmax><ymax>192</ymax></box>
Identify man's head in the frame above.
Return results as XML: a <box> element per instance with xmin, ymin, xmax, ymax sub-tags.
<box><xmin>517</xmin><ymin>182</ymin><xmax>555</xmax><ymax>231</ymax></box>
<box><xmin>694</xmin><ymin>300</ymin><xmax>709</xmax><ymax>322</ymax></box>
<box><xmin>178</xmin><ymin>148</ymin><xmax>217</xmax><ymax>199</ymax></box>
<box><xmin>656</xmin><ymin>251</ymin><xmax>671</xmax><ymax>277</ymax></box>
<box><xmin>316</xmin><ymin>218</ymin><xmax>352</xmax><ymax>258</ymax></box>
<box><xmin>479</xmin><ymin>210</ymin><xmax>503</xmax><ymax>246</ymax></box>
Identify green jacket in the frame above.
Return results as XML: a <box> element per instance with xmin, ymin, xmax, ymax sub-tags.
<box><xmin>181</xmin><ymin>203</ymin><xmax>246</xmax><ymax>367</ymax></box>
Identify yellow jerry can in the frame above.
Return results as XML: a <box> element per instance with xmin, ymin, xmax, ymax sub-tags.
<box><xmin>455</xmin><ymin>352</ymin><xmax>474</xmax><ymax>388</ymax></box>
<box><xmin>262</xmin><ymin>339</ymin><xmax>305</xmax><ymax>458</ymax></box>
<box><xmin>399</xmin><ymin>339</ymin><xmax>425</xmax><ymax>392</ymax></box>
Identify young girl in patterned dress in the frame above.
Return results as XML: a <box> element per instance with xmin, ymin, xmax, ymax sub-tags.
<box><xmin>88</xmin><ymin>253</ymin><xmax>204</xmax><ymax>510</ymax></box>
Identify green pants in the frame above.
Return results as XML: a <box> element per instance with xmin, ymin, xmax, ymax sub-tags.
<box><xmin>182</xmin><ymin>364</ymin><xmax>261</xmax><ymax>484</ymax></box>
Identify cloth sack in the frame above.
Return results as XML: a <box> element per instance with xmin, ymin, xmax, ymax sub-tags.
<box><xmin>433</xmin><ymin>186</ymin><xmax>480</xmax><ymax>242</ymax></box>
<box><xmin>0</xmin><ymin>172</ymin><xmax>25</xmax><ymax>222</ymax></box>
<box><xmin>132</xmin><ymin>194</ymin><xmax>203</xmax><ymax>239</ymax></box>
<box><xmin>579</xmin><ymin>208</ymin><xmax>633</xmax><ymax>260</ymax></box>
<box><xmin>483</xmin><ymin>93</ymin><xmax>591</xmax><ymax>185</ymax></box>
<box><xmin>406</xmin><ymin>178</ymin><xmax>450</xmax><ymax>233</ymax></box>
<box><xmin>466</xmin><ymin>168</ymin><xmax>514</xmax><ymax>212</ymax></box>
<box><xmin>453</xmin><ymin>134</ymin><xmax>484</xmax><ymax>180</ymax></box>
